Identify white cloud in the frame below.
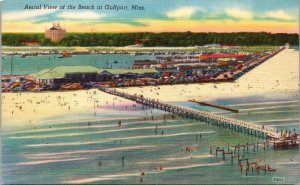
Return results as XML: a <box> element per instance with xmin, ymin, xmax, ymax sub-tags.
<box><xmin>3</xmin><ymin>9</ymin><xmax>58</xmax><ymax>21</ymax></box>
<box><xmin>57</xmin><ymin>11</ymin><xmax>106</xmax><ymax>20</ymax></box>
<box><xmin>263</xmin><ymin>10</ymin><xmax>293</xmax><ymax>21</ymax></box>
<box><xmin>166</xmin><ymin>7</ymin><xmax>203</xmax><ymax>19</ymax></box>
<box><xmin>225</xmin><ymin>7</ymin><xmax>253</xmax><ymax>20</ymax></box>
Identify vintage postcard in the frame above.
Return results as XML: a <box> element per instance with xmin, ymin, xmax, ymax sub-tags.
<box><xmin>0</xmin><ymin>0</ymin><xmax>299</xmax><ymax>184</ymax></box>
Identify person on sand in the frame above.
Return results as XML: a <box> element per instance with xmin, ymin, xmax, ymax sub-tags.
<box><xmin>240</xmin><ymin>164</ymin><xmax>243</xmax><ymax>174</ymax></box>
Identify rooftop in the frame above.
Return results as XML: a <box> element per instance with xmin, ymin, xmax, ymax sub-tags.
<box><xmin>47</xmin><ymin>23</ymin><xmax>65</xmax><ymax>31</ymax></box>
<box><xmin>35</xmin><ymin>65</ymin><xmax>157</xmax><ymax>79</ymax></box>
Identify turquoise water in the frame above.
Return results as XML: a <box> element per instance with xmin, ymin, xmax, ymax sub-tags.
<box><xmin>1</xmin><ymin>54</ymin><xmax>154</xmax><ymax>75</ymax></box>
<box><xmin>2</xmin><ymin>92</ymin><xmax>299</xmax><ymax>184</ymax></box>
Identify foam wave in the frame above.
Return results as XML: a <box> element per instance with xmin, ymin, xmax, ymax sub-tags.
<box><xmin>26</xmin><ymin>155</ymin><xmax>75</xmax><ymax>160</ymax></box>
<box><xmin>276</xmin><ymin>161</ymin><xmax>300</xmax><ymax>165</ymax></box>
<box><xmin>64</xmin><ymin>162</ymin><xmax>223</xmax><ymax>184</ymax></box>
<box><xmin>17</xmin><ymin>158</ymin><xmax>87</xmax><ymax>165</ymax></box>
<box><xmin>115</xmin><ymin>131</ymin><xmax>214</xmax><ymax>141</ymax></box>
<box><xmin>39</xmin><ymin>116</ymin><xmax>139</xmax><ymax>125</ymax></box>
<box><xmin>163</xmin><ymin>162</ymin><xmax>224</xmax><ymax>170</ymax></box>
<box><xmin>267</xmin><ymin>123</ymin><xmax>299</xmax><ymax>127</ymax></box>
<box><xmin>64</xmin><ymin>177</ymin><xmax>126</xmax><ymax>184</ymax></box>
<box><xmin>135</xmin><ymin>155</ymin><xmax>213</xmax><ymax>165</ymax></box>
<box><xmin>163</xmin><ymin>154</ymin><xmax>213</xmax><ymax>161</ymax></box>
<box><xmin>64</xmin><ymin>173</ymin><xmax>139</xmax><ymax>184</ymax></box>
<box><xmin>254</xmin><ymin>118</ymin><xmax>299</xmax><ymax>123</ymax></box>
<box><xmin>26</xmin><ymin>141</ymin><xmax>104</xmax><ymax>147</ymax></box>
<box><xmin>240</xmin><ymin>105</ymin><xmax>298</xmax><ymax>111</ymax></box>
<box><xmin>26</xmin><ymin>131</ymin><xmax>215</xmax><ymax>148</ymax></box>
<box><xmin>228</xmin><ymin>100</ymin><xmax>299</xmax><ymax>107</ymax></box>
<box><xmin>241</xmin><ymin>176</ymin><xmax>263</xmax><ymax>178</ymax></box>
<box><xmin>12</xmin><ymin>123</ymin><xmax>198</xmax><ymax>139</ymax></box>
<box><xmin>6</xmin><ymin>119</ymin><xmax>175</xmax><ymax>136</ymax></box>
<box><xmin>29</xmin><ymin>145</ymin><xmax>155</xmax><ymax>157</ymax></box>
<box><xmin>220</xmin><ymin>110</ymin><xmax>298</xmax><ymax>116</ymax></box>
<box><xmin>136</xmin><ymin>161</ymin><xmax>168</xmax><ymax>165</ymax></box>
<box><xmin>5</xmin><ymin>124</ymin><xmax>116</xmax><ymax>136</ymax></box>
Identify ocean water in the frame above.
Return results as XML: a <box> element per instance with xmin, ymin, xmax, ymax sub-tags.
<box><xmin>2</xmin><ymin>92</ymin><xmax>299</xmax><ymax>184</ymax></box>
<box><xmin>1</xmin><ymin>54</ymin><xmax>154</xmax><ymax>75</ymax></box>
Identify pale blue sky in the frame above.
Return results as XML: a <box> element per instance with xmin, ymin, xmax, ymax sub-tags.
<box><xmin>2</xmin><ymin>0</ymin><xmax>299</xmax><ymax>32</ymax></box>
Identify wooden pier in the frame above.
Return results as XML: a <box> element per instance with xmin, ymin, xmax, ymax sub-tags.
<box><xmin>210</xmin><ymin>140</ymin><xmax>298</xmax><ymax>176</ymax></box>
<box><xmin>189</xmin><ymin>100</ymin><xmax>239</xmax><ymax>113</ymax></box>
<box><xmin>99</xmin><ymin>88</ymin><xmax>282</xmax><ymax>139</ymax></box>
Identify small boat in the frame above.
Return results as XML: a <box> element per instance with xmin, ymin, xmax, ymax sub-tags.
<box><xmin>113</xmin><ymin>61</ymin><xmax>118</xmax><ymax>64</ymax></box>
<box><xmin>58</xmin><ymin>51</ymin><xmax>72</xmax><ymax>58</ymax></box>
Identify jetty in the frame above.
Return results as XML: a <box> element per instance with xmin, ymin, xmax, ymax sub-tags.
<box><xmin>189</xmin><ymin>100</ymin><xmax>239</xmax><ymax>113</ymax></box>
<box><xmin>99</xmin><ymin>88</ymin><xmax>282</xmax><ymax>140</ymax></box>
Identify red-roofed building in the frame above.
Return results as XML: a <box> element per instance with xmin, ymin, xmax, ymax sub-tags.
<box><xmin>200</xmin><ymin>53</ymin><xmax>247</xmax><ymax>60</ymax></box>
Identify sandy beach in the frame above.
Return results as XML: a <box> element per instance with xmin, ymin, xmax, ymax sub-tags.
<box><xmin>2</xmin><ymin>48</ymin><xmax>298</xmax><ymax>126</ymax></box>
<box><xmin>121</xmin><ymin>48</ymin><xmax>299</xmax><ymax>101</ymax></box>
<box><xmin>1</xmin><ymin>89</ymin><xmax>134</xmax><ymax>126</ymax></box>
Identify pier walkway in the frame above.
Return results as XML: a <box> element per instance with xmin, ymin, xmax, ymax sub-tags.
<box><xmin>99</xmin><ymin>88</ymin><xmax>281</xmax><ymax>139</ymax></box>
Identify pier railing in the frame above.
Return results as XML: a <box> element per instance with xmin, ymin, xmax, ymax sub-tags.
<box><xmin>99</xmin><ymin>88</ymin><xmax>281</xmax><ymax>139</ymax></box>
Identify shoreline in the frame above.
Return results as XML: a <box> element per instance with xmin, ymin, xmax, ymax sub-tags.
<box><xmin>1</xmin><ymin>47</ymin><xmax>285</xmax><ymax>91</ymax></box>
<box><xmin>2</xmin><ymin>49</ymin><xmax>298</xmax><ymax>126</ymax></box>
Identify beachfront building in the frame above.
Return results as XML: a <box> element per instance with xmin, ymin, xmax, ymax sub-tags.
<box><xmin>45</xmin><ymin>23</ymin><xmax>66</xmax><ymax>42</ymax></box>
<box><xmin>35</xmin><ymin>66</ymin><xmax>158</xmax><ymax>84</ymax></box>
